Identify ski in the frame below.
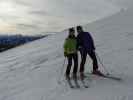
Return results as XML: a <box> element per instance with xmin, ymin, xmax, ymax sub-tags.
<box><xmin>96</xmin><ymin>74</ymin><xmax>122</xmax><ymax>81</ymax></box>
<box><xmin>80</xmin><ymin>79</ymin><xmax>89</xmax><ymax>88</ymax></box>
<box><xmin>86</xmin><ymin>72</ymin><xmax>122</xmax><ymax>81</ymax></box>
<box><xmin>66</xmin><ymin>78</ymin><xmax>74</xmax><ymax>88</ymax></box>
<box><xmin>71</xmin><ymin>76</ymin><xmax>90</xmax><ymax>88</ymax></box>
<box><xmin>73</xmin><ymin>78</ymin><xmax>80</xmax><ymax>88</ymax></box>
<box><xmin>66</xmin><ymin>77</ymin><xmax>90</xmax><ymax>89</ymax></box>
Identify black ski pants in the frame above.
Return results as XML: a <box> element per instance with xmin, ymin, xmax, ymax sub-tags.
<box><xmin>80</xmin><ymin>50</ymin><xmax>98</xmax><ymax>73</ymax></box>
<box><xmin>66</xmin><ymin>53</ymin><xmax>78</xmax><ymax>76</ymax></box>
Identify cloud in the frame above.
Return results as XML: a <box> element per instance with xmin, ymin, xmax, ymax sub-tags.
<box><xmin>107</xmin><ymin>0</ymin><xmax>133</xmax><ymax>9</ymax></box>
<box><xmin>16</xmin><ymin>23</ymin><xmax>40</xmax><ymax>29</ymax></box>
<box><xmin>0</xmin><ymin>0</ymin><xmax>120</xmax><ymax>34</ymax></box>
<box><xmin>29</xmin><ymin>10</ymin><xmax>49</xmax><ymax>16</ymax></box>
<box><xmin>12</xmin><ymin>0</ymin><xmax>31</xmax><ymax>7</ymax></box>
<box><xmin>0</xmin><ymin>15</ymin><xmax>19</xmax><ymax>21</ymax></box>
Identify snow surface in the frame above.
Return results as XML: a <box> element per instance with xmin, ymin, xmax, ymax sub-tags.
<box><xmin>0</xmin><ymin>7</ymin><xmax>133</xmax><ymax>100</ymax></box>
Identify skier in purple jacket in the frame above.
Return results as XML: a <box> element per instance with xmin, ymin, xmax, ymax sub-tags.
<box><xmin>77</xmin><ymin>26</ymin><xmax>102</xmax><ymax>79</ymax></box>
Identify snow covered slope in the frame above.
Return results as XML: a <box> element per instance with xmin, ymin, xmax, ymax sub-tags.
<box><xmin>0</xmin><ymin>7</ymin><xmax>133</xmax><ymax>100</ymax></box>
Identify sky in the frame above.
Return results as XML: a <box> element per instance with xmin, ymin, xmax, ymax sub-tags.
<box><xmin>107</xmin><ymin>0</ymin><xmax>133</xmax><ymax>9</ymax></box>
<box><xmin>0</xmin><ymin>0</ymin><xmax>120</xmax><ymax>35</ymax></box>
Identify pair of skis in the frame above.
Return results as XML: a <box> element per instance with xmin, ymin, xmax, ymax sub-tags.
<box><xmin>66</xmin><ymin>77</ymin><xmax>89</xmax><ymax>89</ymax></box>
<box><xmin>66</xmin><ymin>73</ymin><xmax>122</xmax><ymax>89</ymax></box>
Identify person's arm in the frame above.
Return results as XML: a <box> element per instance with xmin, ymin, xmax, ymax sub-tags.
<box><xmin>63</xmin><ymin>39</ymin><xmax>68</xmax><ymax>57</ymax></box>
<box><xmin>88</xmin><ymin>32</ymin><xmax>96</xmax><ymax>50</ymax></box>
<box><xmin>77</xmin><ymin>34</ymin><xmax>82</xmax><ymax>50</ymax></box>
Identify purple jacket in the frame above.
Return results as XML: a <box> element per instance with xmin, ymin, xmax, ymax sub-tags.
<box><xmin>77</xmin><ymin>32</ymin><xmax>95</xmax><ymax>51</ymax></box>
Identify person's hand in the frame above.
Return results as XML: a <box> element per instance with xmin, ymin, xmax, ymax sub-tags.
<box><xmin>93</xmin><ymin>45</ymin><xmax>96</xmax><ymax>50</ymax></box>
<box><xmin>64</xmin><ymin>52</ymin><xmax>67</xmax><ymax>57</ymax></box>
<box><xmin>77</xmin><ymin>46</ymin><xmax>82</xmax><ymax>51</ymax></box>
<box><xmin>93</xmin><ymin>49</ymin><xmax>96</xmax><ymax>53</ymax></box>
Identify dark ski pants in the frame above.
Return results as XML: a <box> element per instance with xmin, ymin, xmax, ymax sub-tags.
<box><xmin>66</xmin><ymin>53</ymin><xmax>78</xmax><ymax>76</ymax></box>
<box><xmin>80</xmin><ymin>50</ymin><xmax>98</xmax><ymax>73</ymax></box>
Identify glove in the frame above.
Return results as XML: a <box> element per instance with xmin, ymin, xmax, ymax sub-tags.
<box><xmin>64</xmin><ymin>52</ymin><xmax>67</xmax><ymax>57</ymax></box>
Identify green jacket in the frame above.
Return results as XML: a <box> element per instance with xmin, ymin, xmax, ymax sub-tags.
<box><xmin>64</xmin><ymin>37</ymin><xmax>77</xmax><ymax>55</ymax></box>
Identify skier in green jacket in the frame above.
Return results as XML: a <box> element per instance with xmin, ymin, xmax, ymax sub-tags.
<box><xmin>64</xmin><ymin>27</ymin><xmax>78</xmax><ymax>79</ymax></box>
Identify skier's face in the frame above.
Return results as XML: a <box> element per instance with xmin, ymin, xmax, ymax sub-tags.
<box><xmin>69</xmin><ymin>31</ymin><xmax>75</xmax><ymax>36</ymax></box>
<box><xmin>77</xmin><ymin>28</ymin><xmax>82</xmax><ymax>33</ymax></box>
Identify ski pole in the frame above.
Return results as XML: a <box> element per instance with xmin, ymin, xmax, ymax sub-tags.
<box><xmin>95</xmin><ymin>52</ymin><xmax>110</xmax><ymax>75</ymax></box>
<box><xmin>58</xmin><ymin>57</ymin><xmax>66</xmax><ymax>84</ymax></box>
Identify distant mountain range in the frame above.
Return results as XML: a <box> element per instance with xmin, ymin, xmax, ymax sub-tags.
<box><xmin>0</xmin><ymin>34</ymin><xmax>48</xmax><ymax>52</ymax></box>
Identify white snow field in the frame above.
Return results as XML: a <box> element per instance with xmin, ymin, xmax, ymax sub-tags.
<box><xmin>0</xmin><ymin>7</ymin><xmax>133</xmax><ymax>100</ymax></box>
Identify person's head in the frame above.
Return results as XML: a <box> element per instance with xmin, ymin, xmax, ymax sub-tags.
<box><xmin>76</xmin><ymin>25</ymin><xmax>83</xmax><ymax>33</ymax></box>
<box><xmin>68</xmin><ymin>27</ymin><xmax>75</xmax><ymax>37</ymax></box>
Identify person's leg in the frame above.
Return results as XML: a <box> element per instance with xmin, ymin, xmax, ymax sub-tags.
<box><xmin>88</xmin><ymin>51</ymin><xmax>98</xmax><ymax>71</ymax></box>
<box><xmin>80</xmin><ymin>50</ymin><xmax>87</xmax><ymax>74</ymax></box>
<box><xmin>65</xmin><ymin>55</ymin><xmax>72</xmax><ymax>77</ymax></box>
<box><xmin>72</xmin><ymin>53</ymin><xmax>78</xmax><ymax>76</ymax></box>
